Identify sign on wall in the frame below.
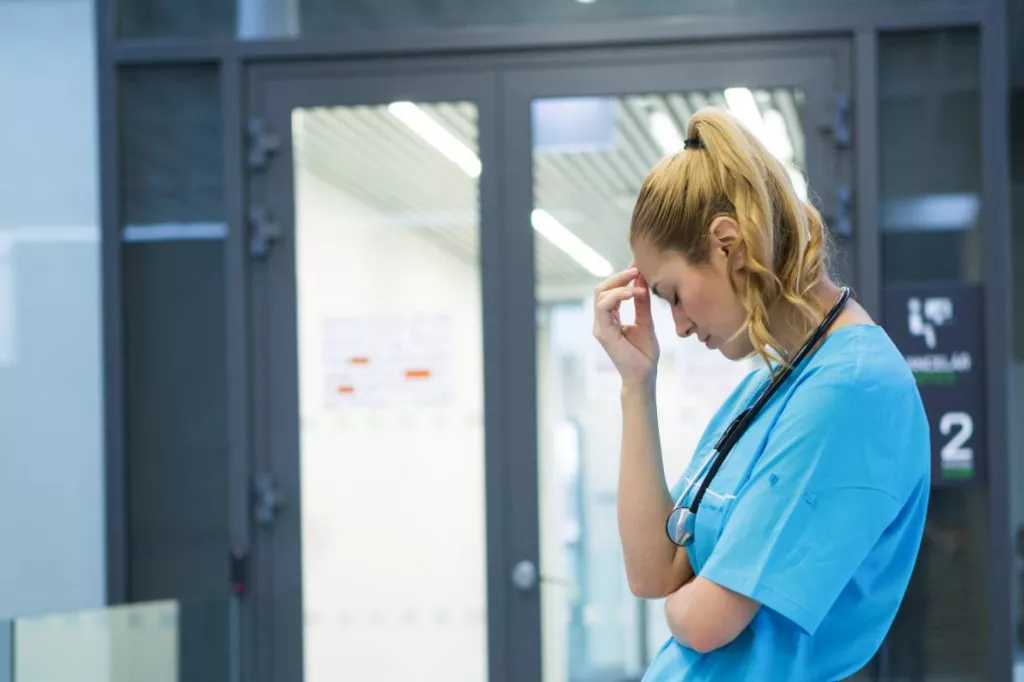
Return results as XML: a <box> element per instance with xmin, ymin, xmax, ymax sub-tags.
<box><xmin>883</xmin><ymin>283</ymin><xmax>985</xmax><ymax>485</ymax></box>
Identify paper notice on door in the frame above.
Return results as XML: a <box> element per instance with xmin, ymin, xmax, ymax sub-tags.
<box><xmin>323</xmin><ymin>314</ymin><xmax>453</xmax><ymax>410</ymax></box>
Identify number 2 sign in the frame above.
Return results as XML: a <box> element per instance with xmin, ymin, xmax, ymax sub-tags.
<box><xmin>884</xmin><ymin>284</ymin><xmax>985</xmax><ymax>485</ymax></box>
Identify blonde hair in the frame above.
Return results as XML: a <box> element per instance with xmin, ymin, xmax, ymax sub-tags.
<box><xmin>629</xmin><ymin>107</ymin><xmax>831</xmax><ymax>368</ymax></box>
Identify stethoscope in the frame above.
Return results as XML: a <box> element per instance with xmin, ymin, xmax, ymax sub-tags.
<box><xmin>665</xmin><ymin>287</ymin><xmax>852</xmax><ymax>548</ymax></box>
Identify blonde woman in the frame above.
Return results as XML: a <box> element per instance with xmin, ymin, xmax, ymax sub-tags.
<box><xmin>593</xmin><ymin>108</ymin><xmax>929</xmax><ymax>681</ymax></box>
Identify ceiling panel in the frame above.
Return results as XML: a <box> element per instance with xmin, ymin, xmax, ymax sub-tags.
<box><xmin>293</xmin><ymin>90</ymin><xmax>805</xmax><ymax>300</ymax></box>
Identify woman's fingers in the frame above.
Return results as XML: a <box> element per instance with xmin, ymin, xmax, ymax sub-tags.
<box><xmin>596</xmin><ymin>286</ymin><xmax>644</xmax><ymax>313</ymax></box>
<box><xmin>594</xmin><ymin>287</ymin><xmax>646</xmax><ymax>343</ymax></box>
<box><xmin>633</xmin><ymin>272</ymin><xmax>653</xmax><ymax>326</ymax></box>
<box><xmin>595</xmin><ymin>267</ymin><xmax>638</xmax><ymax>298</ymax></box>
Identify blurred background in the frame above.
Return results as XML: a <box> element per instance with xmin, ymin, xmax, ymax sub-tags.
<box><xmin>0</xmin><ymin>0</ymin><xmax>1021</xmax><ymax>680</ymax></box>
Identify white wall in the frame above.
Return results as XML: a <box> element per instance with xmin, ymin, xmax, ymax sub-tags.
<box><xmin>294</xmin><ymin>167</ymin><xmax>488</xmax><ymax>682</ymax></box>
<box><xmin>0</xmin><ymin>0</ymin><xmax>105</xmax><ymax>618</ymax></box>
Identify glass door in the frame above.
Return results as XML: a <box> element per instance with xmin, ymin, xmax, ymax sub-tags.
<box><xmin>244</xmin><ymin>66</ymin><xmax>530</xmax><ymax>682</ymax></box>
<box><xmin>501</xmin><ymin>40</ymin><xmax>855</xmax><ymax>681</ymax></box>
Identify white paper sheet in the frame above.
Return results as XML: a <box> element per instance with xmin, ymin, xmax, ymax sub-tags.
<box><xmin>322</xmin><ymin>314</ymin><xmax>453</xmax><ymax>410</ymax></box>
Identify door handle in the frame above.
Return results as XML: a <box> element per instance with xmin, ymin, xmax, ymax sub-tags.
<box><xmin>511</xmin><ymin>560</ymin><xmax>538</xmax><ymax>592</ymax></box>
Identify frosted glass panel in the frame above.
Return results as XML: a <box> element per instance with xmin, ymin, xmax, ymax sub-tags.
<box><xmin>292</xmin><ymin>102</ymin><xmax>487</xmax><ymax>681</ymax></box>
<box><xmin>14</xmin><ymin>601</ymin><xmax>178</xmax><ymax>682</ymax></box>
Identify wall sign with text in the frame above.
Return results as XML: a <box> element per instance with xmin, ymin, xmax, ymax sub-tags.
<box><xmin>883</xmin><ymin>283</ymin><xmax>985</xmax><ymax>485</ymax></box>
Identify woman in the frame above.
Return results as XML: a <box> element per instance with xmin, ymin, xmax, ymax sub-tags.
<box><xmin>593</xmin><ymin>108</ymin><xmax>929</xmax><ymax>681</ymax></box>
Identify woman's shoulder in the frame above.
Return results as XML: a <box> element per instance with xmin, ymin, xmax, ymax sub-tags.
<box><xmin>808</xmin><ymin>324</ymin><xmax>917</xmax><ymax>393</ymax></box>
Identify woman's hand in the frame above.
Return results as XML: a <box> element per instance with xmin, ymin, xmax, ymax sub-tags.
<box><xmin>593</xmin><ymin>266</ymin><xmax>660</xmax><ymax>387</ymax></box>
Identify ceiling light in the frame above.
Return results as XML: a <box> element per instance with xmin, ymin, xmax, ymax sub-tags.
<box><xmin>724</xmin><ymin>87</ymin><xmax>766</xmax><ymax>138</ymax></box>
<box><xmin>648</xmin><ymin>110</ymin><xmax>684</xmax><ymax>156</ymax></box>
<box><xmin>531</xmin><ymin>209</ymin><xmax>613</xmax><ymax>277</ymax></box>
<box><xmin>387</xmin><ymin>101</ymin><xmax>481</xmax><ymax>178</ymax></box>
<box><xmin>762</xmin><ymin>108</ymin><xmax>794</xmax><ymax>162</ymax></box>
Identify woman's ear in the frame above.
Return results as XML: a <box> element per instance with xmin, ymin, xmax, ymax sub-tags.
<box><xmin>709</xmin><ymin>216</ymin><xmax>744</xmax><ymax>271</ymax></box>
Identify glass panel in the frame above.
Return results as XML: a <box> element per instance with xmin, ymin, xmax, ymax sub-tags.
<box><xmin>118</xmin><ymin>0</ymin><xmax>234</xmax><ymax>39</ymax></box>
<box><xmin>1010</xmin><ymin>79</ymin><xmax>1024</xmax><ymax>677</ymax></box>
<box><xmin>0</xmin><ymin>0</ymin><xmax>104</xmax><ymax>619</ymax></box>
<box><xmin>292</xmin><ymin>102</ymin><xmax>487</xmax><ymax>681</ymax></box>
<box><xmin>9</xmin><ymin>599</ymin><xmax>233</xmax><ymax>682</ymax></box>
<box><xmin>119</xmin><ymin>65</ymin><xmax>229</xmax><ymax>605</ymax></box>
<box><xmin>880</xmin><ymin>31</ymin><xmax>982</xmax><ymax>283</ymax></box>
<box><xmin>879</xmin><ymin>28</ymin><xmax>989</xmax><ymax>681</ymax></box>
<box><xmin>532</xmin><ymin>89</ymin><xmax>818</xmax><ymax>680</ymax></box>
<box><xmin>222</xmin><ymin>0</ymin><xmax>974</xmax><ymax>41</ymax></box>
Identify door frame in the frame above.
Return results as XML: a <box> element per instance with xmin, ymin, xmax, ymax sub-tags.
<box><xmin>244</xmin><ymin>65</ymin><xmax>516</xmax><ymax>682</ymax></box>
<box><xmin>498</xmin><ymin>37</ymin><xmax>853</xmax><ymax>675</ymax></box>
<box><xmin>244</xmin><ymin>37</ymin><xmax>853</xmax><ymax>682</ymax></box>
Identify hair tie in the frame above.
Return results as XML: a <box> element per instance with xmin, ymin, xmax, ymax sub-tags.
<box><xmin>683</xmin><ymin>137</ymin><xmax>704</xmax><ymax>150</ymax></box>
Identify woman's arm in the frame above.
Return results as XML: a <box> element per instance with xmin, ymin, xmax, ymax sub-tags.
<box><xmin>664</xmin><ymin>577</ymin><xmax>760</xmax><ymax>653</ymax></box>
<box><xmin>618</xmin><ymin>380</ymin><xmax>693</xmax><ymax>598</ymax></box>
<box><xmin>591</xmin><ymin>267</ymin><xmax>690</xmax><ymax>598</ymax></box>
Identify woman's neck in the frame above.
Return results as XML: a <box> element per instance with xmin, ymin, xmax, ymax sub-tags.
<box><xmin>767</xmin><ymin>279</ymin><xmax>847</xmax><ymax>357</ymax></box>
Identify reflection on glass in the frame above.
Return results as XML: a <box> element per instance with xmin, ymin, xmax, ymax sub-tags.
<box><xmin>292</xmin><ymin>102</ymin><xmax>487</xmax><ymax>681</ymax></box>
<box><xmin>880</xmin><ymin>29</ymin><xmax>988</xmax><ymax>681</ymax></box>
<box><xmin>880</xmin><ymin>30</ymin><xmax>983</xmax><ymax>284</ymax></box>
<box><xmin>533</xmin><ymin>89</ymin><xmax>807</xmax><ymax>680</ymax></box>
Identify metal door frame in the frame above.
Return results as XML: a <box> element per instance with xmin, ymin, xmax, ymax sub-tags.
<box><xmin>95</xmin><ymin>10</ymin><xmax>1015</xmax><ymax>674</ymax></box>
<box><xmin>244</xmin><ymin>38</ymin><xmax>852</xmax><ymax>682</ymax></box>
<box><xmin>244</xmin><ymin>65</ymin><xmax>509</xmax><ymax>682</ymax></box>
<box><xmin>499</xmin><ymin>37</ymin><xmax>852</xmax><ymax>677</ymax></box>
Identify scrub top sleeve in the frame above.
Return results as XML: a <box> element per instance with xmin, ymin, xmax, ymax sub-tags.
<box><xmin>699</xmin><ymin>380</ymin><xmax>904</xmax><ymax>636</ymax></box>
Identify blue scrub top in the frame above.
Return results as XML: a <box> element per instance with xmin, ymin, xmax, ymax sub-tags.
<box><xmin>644</xmin><ymin>324</ymin><xmax>930</xmax><ymax>682</ymax></box>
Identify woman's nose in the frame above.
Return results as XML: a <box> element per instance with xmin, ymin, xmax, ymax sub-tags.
<box><xmin>674</xmin><ymin>313</ymin><xmax>695</xmax><ymax>338</ymax></box>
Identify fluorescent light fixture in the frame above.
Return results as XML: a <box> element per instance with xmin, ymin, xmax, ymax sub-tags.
<box><xmin>387</xmin><ymin>101</ymin><xmax>611</xmax><ymax>278</ymax></box>
<box><xmin>724</xmin><ymin>87</ymin><xmax>766</xmax><ymax>138</ymax></box>
<box><xmin>531</xmin><ymin>209</ymin><xmax>614</xmax><ymax>277</ymax></box>
<box><xmin>648</xmin><ymin>110</ymin><xmax>685</xmax><ymax>156</ymax></box>
<box><xmin>724</xmin><ymin>92</ymin><xmax>807</xmax><ymax>201</ymax></box>
<box><xmin>881</xmin><ymin>193</ymin><xmax>980</xmax><ymax>232</ymax></box>
<box><xmin>387</xmin><ymin>101</ymin><xmax>482</xmax><ymax>178</ymax></box>
<box><xmin>762</xmin><ymin>109</ymin><xmax>794</xmax><ymax>162</ymax></box>
<box><xmin>725</xmin><ymin>90</ymin><xmax>799</xmax><ymax>167</ymax></box>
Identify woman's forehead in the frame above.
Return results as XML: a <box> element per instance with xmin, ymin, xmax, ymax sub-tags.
<box><xmin>631</xmin><ymin>240</ymin><xmax>666</xmax><ymax>276</ymax></box>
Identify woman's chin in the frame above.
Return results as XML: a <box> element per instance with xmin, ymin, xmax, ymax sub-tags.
<box><xmin>716</xmin><ymin>342</ymin><xmax>753</xmax><ymax>362</ymax></box>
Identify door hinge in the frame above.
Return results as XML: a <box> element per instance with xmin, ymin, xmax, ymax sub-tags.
<box><xmin>819</xmin><ymin>93</ymin><xmax>852</xmax><ymax>149</ymax></box>
<box><xmin>253</xmin><ymin>472</ymin><xmax>284</xmax><ymax>527</ymax></box>
<box><xmin>248</xmin><ymin>205</ymin><xmax>282</xmax><ymax>258</ymax></box>
<box><xmin>833</xmin><ymin>185</ymin><xmax>853</xmax><ymax>237</ymax></box>
<box><xmin>247</xmin><ymin>117</ymin><xmax>281</xmax><ymax>170</ymax></box>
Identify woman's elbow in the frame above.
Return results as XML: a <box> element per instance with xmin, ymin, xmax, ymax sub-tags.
<box><xmin>627</xmin><ymin>575</ymin><xmax>675</xmax><ymax>599</ymax></box>
<box><xmin>684</xmin><ymin>629</ymin><xmax>730</xmax><ymax>655</ymax></box>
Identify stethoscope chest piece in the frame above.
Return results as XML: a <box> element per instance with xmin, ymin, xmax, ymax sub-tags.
<box><xmin>666</xmin><ymin>506</ymin><xmax>697</xmax><ymax>547</ymax></box>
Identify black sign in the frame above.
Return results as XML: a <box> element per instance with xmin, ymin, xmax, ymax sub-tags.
<box><xmin>883</xmin><ymin>283</ymin><xmax>985</xmax><ymax>485</ymax></box>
